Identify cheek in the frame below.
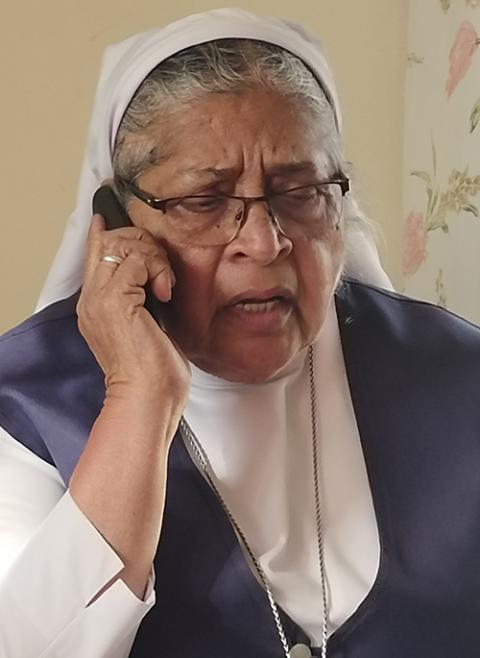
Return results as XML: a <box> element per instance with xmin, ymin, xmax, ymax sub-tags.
<box><xmin>160</xmin><ymin>246</ymin><xmax>220</xmax><ymax>342</ymax></box>
<box><xmin>318</xmin><ymin>229</ymin><xmax>345</xmax><ymax>283</ymax></box>
<box><xmin>127</xmin><ymin>205</ymin><xmax>224</xmax><ymax>348</ymax></box>
<box><xmin>296</xmin><ymin>232</ymin><xmax>345</xmax><ymax>322</ymax></box>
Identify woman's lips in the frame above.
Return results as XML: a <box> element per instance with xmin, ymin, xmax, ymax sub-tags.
<box><xmin>225</xmin><ymin>297</ymin><xmax>294</xmax><ymax>332</ymax></box>
<box><xmin>227</xmin><ymin>286</ymin><xmax>294</xmax><ymax>307</ymax></box>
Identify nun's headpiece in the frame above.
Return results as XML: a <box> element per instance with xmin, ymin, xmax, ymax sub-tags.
<box><xmin>36</xmin><ymin>8</ymin><xmax>390</xmax><ymax>311</ymax></box>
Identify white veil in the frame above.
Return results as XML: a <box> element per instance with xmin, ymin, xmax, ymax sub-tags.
<box><xmin>35</xmin><ymin>7</ymin><xmax>392</xmax><ymax>311</ymax></box>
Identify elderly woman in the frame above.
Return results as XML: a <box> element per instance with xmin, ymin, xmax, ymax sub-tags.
<box><xmin>1</xmin><ymin>8</ymin><xmax>480</xmax><ymax>658</ymax></box>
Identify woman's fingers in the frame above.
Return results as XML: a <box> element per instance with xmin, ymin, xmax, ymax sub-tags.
<box><xmin>83</xmin><ymin>214</ymin><xmax>175</xmax><ymax>299</ymax></box>
<box><xmin>111</xmin><ymin>252</ymin><xmax>174</xmax><ymax>302</ymax></box>
<box><xmin>150</xmin><ymin>262</ymin><xmax>176</xmax><ymax>302</ymax></box>
<box><xmin>89</xmin><ymin>213</ymin><xmax>105</xmax><ymax>235</ymax></box>
<box><xmin>77</xmin><ymin>215</ymin><xmax>190</xmax><ymax>396</ymax></box>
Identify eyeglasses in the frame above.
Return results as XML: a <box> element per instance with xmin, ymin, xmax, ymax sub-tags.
<box><xmin>116</xmin><ymin>176</ymin><xmax>350</xmax><ymax>246</ymax></box>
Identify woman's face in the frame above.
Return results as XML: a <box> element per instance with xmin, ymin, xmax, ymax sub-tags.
<box><xmin>127</xmin><ymin>88</ymin><xmax>345</xmax><ymax>383</ymax></box>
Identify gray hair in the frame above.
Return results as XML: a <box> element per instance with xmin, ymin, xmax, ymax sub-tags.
<box><xmin>113</xmin><ymin>39</ymin><xmax>342</xmax><ymax>190</ymax></box>
<box><xmin>113</xmin><ymin>38</ymin><xmax>375</xmax><ymax>249</ymax></box>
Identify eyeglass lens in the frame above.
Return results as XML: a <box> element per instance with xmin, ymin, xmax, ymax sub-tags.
<box><xmin>160</xmin><ymin>184</ymin><xmax>343</xmax><ymax>246</ymax></box>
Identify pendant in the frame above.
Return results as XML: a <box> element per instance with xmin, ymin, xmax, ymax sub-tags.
<box><xmin>289</xmin><ymin>644</ymin><xmax>313</xmax><ymax>658</ymax></box>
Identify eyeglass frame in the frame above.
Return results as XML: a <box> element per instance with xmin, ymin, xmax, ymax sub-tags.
<box><xmin>115</xmin><ymin>175</ymin><xmax>351</xmax><ymax>242</ymax></box>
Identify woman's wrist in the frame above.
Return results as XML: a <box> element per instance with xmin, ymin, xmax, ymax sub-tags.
<box><xmin>105</xmin><ymin>373</ymin><xmax>188</xmax><ymax>406</ymax></box>
<box><xmin>103</xmin><ymin>378</ymin><xmax>186</xmax><ymax>438</ymax></box>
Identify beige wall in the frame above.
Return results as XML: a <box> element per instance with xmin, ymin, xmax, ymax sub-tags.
<box><xmin>0</xmin><ymin>1</ymin><xmax>408</xmax><ymax>333</ymax></box>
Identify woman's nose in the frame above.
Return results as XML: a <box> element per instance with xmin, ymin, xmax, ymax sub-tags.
<box><xmin>227</xmin><ymin>200</ymin><xmax>293</xmax><ymax>264</ymax></box>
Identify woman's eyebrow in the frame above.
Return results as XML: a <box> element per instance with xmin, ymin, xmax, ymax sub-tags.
<box><xmin>182</xmin><ymin>166</ymin><xmax>237</xmax><ymax>180</ymax></box>
<box><xmin>181</xmin><ymin>162</ymin><xmax>318</xmax><ymax>179</ymax></box>
<box><xmin>266</xmin><ymin>161</ymin><xmax>318</xmax><ymax>176</ymax></box>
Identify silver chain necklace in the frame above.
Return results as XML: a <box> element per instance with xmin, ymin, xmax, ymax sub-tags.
<box><xmin>179</xmin><ymin>345</ymin><xmax>328</xmax><ymax>658</ymax></box>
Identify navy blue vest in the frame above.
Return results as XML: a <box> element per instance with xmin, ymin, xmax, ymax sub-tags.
<box><xmin>1</xmin><ymin>279</ymin><xmax>480</xmax><ymax>657</ymax></box>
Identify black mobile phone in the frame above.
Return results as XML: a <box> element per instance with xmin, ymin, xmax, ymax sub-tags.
<box><xmin>92</xmin><ymin>185</ymin><xmax>165</xmax><ymax>325</ymax></box>
<box><xmin>92</xmin><ymin>185</ymin><xmax>134</xmax><ymax>230</ymax></box>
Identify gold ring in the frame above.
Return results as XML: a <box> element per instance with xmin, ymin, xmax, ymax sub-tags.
<box><xmin>100</xmin><ymin>255</ymin><xmax>124</xmax><ymax>266</ymax></box>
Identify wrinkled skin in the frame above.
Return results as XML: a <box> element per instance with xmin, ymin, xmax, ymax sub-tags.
<box><xmin>84</xmin><ymin>87</ymin><xmax>345</xmax><ymax>386</ymax></box>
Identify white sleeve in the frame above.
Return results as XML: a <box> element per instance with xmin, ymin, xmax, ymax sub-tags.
<box><xmin>0</xmin><ymin>426</ymin><xmax>156</xmax><ymax>658</ymax></box>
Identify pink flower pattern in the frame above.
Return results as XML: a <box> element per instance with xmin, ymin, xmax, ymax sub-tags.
<box><xmin>403</xmin><ymin>211</ymin><xmax>428</xmax><ymax>277</ymax></box>
<box><xmin>405</xmin><ymin>5</ymin><xmax>480</xmax><ymax>310</ymax></box>
<box><xmin>446</xmin><ymin>21</ymin><xmax>479</xmax><ymax>97</ymax></box>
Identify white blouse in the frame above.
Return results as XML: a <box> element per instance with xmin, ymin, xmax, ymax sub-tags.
<box><xmin>0</xmin><ymin>302</ymin><xmax>380</xmax><ymax>656</ymax></box>
<box><xmin>184</xmin><ymin>300</ymin><xmax>380</xmax><ymax>644</ymax></box>
<box><xmin>0</xmin><ymin>429</ymin><xmax>155</xmax><ymax>657</ymax></box>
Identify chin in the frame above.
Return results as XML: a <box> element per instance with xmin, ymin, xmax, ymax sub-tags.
<box><xmin>195</xmin><ymin>336</ymin><xmax>302</xmax><ymax>384</ymax></box>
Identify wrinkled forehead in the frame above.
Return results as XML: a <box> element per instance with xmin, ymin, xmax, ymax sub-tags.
<box><xmin>130</xmin><ymin>89</ymin><xmax>339</xmax><ymax>192</ymax></box>
<box><xmin>102</xmin><ymin>11</ymin><xmax>341</xmax><ymax>157</ymax></box>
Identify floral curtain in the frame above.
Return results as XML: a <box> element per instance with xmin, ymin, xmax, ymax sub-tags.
<box><xmin>403</xmin><ymin>0</ymin><xmax>480</xmax><ymax>323</ymax></box>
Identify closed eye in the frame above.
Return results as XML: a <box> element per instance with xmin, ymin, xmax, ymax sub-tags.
<box><xmin>176</xmin><ymin>196</ymin><xmax>229</xmax><ymax>213</ymax></box>
<box><xmin>284</xmin><ymin>186</ymin><xmax>319</xmax><ymax>199</ymax></box>
<box><xmin>274</xmin><ymin>185</ymin><xmax>324</xmax><ymax>202</ymax></box>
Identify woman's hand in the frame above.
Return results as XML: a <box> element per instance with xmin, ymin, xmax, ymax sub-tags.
<box><xmin>76</xmin><ymin>214</ymin><xmax>191</xmax><ymax>403</ymax></box>
<box><xmin>71</xmin><ymin>215</ymin><xmax>190</xmax><ymax>600</ymax></box>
